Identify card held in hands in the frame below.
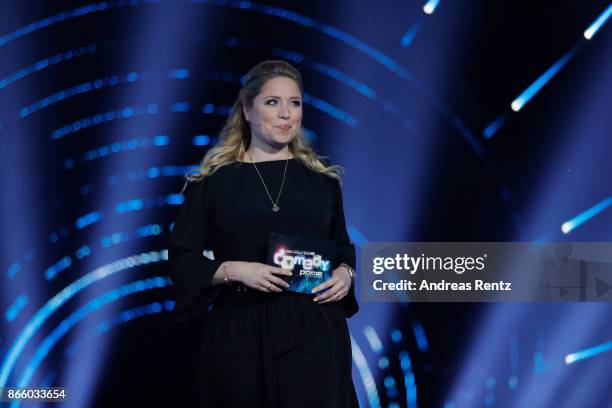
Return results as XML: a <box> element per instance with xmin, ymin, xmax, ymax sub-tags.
<box><xmin>267</xmin><ymin>233</ymin><xmax>336</xmax><ymax>295</ymax></box>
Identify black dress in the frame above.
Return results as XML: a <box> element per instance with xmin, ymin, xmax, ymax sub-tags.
<box><xmin>168</xmin><ymin>158</ymin><xmax>360</xmax><ymax>408</ymax></box>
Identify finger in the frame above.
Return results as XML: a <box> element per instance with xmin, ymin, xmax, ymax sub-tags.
<box><xmin>319</xmin><ymin>287</ymin><xmax>346</xmax><ymax>304</ymax></box>
<box><xmin>263</xmin><ymin>271</ymin><xmax>289</xmax><ymax>288</ymax></box>
<box><xmin>257</xmin><ymin>280</ymin><xmax>279</xmax><ymax>293</ymax></box>
<box><xmin>257</xmin><ymin>282</ymin><xmax>271</xmax><ymax>293</ymax></box>
<box><xmin>314</xmin><ymin>282</ymin><xmax>345</xmax><ymax>303</ymax></box>
<box><xmin>311</xmin><ymin>277</ymin><xmax>339</xmax><ymax>295</ymax></box>
<box><xmin>270</xmin><ymin>267</ymin><xmax>293</xmax><ymax>277</ymax></box>
<box><xmin>267</xmin><ymin>275</ymin><xmax>290</xmax><ymax>289</ymax></box>
<box><xmin>311</xmin><ymin>278</ymin><xmax>337</xmax><ymax>294</ymax></box>
<box><xmin>261</xmin><ymin>280</ymin><xmax>283</xmax><ymax>293</ymax></box>
<box><xmin>255</xmin><ymin>283</ymin><xmax>270</xmax><ymax>293</ymax></box>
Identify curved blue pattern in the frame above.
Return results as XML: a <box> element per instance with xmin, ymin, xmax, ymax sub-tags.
<box><xmin>228</xmin><ymin>37</ymin><xmax>414</xmax><ymax>128</ymax></box>
<box><xmin>0</xmin><ymin>44</ymin><xmax>98</xmax><ymax>90</ymax></box>
<box><xmin>0</xmin><ymin>4</ymin><xmax>109</xmax><ymax>48</ymax></box>
<box><xmin>5</xmin><ymin>295</ymin><xmax>29</xmax><ymax>323</ymax></box>
<box><xmin>0</xmin><ymin>250</ymin><xmax>167</xmax><ymax>387</ymax></box>
<box><xmin>14</xmin><ymin>277</ymin><xmax>170</xmax><ymax>391</ymax></box>
<box><xmin>303</xmin><ymin>93</ymin><xmax>357</xmax><ymax>127</ymax></box>
<box><xmin>50</xmin><ymin>94</ymin><xmax>350</xmax><ymax>140</ymax></box>
<box><xmin>2</xmin><ymin>177</ymin><xmax>194</xmax><ymax>279</ymax></box>
<box><xmin>19</xmin><ymin>71</ymin><xmax>147</xmax><ymax>118</ymax></box>
<box><xmin>364</xmin><ymin>325</ymin><xmax>384</xmax><ymax>353</ymax></box>
<box><xmin>65</xmin><ymin>300</ymin><xmax>175</xmax><ymax>357</ymax></box>
<box><xmin>350</xmin><ymin>334</ymin><xmax>382</xmax><ymax>408</ymax></box>
<box><xmin>192</xmin><ymin>0</ymin><xmax>483</xmax><ymax>155</ymax></box>
<box><xmin>64</xmin><ymin>135</ymin><xmax>169</xmax><ymax>169</ymax></box>
<box><xmin>399</xmin><ymin>351</ymin><xmax>418</xmax><ymax>408</ymax></box>
<box><xmin>51</xmin><ymin>103</ymin><xmax>159</xmax><ymax>140</ymax></box>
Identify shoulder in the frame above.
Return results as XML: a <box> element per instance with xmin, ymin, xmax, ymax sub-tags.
<box><xmin>294</xmin><ymin>160</ymin><xmax>343</xmax><ymax>204</ymax></box>
<box><xmin>179</xmin><ymin>178</ymin><xmax>207</xmax><ymax>203</ymax></box>
<box><xmin>295</xmin><ymin>158</ymin><xmax>342</xmax><ymax>184</ymax></box>
<box><xmin>295</xmin><ymin>158</ymin><xmax>335</xmax><ymax>182</ymax></box>
<box><xmin>182</xmin><ymin>162</ymin><xmax>243</xmax><ymax>193</ymax></box>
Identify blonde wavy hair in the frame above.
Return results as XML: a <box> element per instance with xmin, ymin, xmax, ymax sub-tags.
<box><xmin>184</xmin><ymin>60</ymin><xmax>342</xmax><ymax>187</ymax></box>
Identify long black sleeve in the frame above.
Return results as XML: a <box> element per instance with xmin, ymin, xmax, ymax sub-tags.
<box><xmin>168</xmin><ymin>179</ymin><xmax>224</xmax><ymax>322</ymax></box>
<box><xmin>329</xmin><ymin>178</ymin><xmax>360</xmax><ymax>318</ymax></box>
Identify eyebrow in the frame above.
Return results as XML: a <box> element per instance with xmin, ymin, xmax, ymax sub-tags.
<box><xmin>263</xmin><ymin>95</ymin><xmax>301</xmax><ymax>100</ymax></box>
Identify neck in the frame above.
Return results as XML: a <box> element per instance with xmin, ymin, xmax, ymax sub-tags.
<box><xmin>245</xmin><ymin>144</ymin><xmax>293</xmax><ymax>162</ymax></box>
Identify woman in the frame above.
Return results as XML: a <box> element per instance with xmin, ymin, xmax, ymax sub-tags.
<box><xmin>168</xmin><ymin>60</ymin><xmax>359</xmax><ymax>407</ymax></box>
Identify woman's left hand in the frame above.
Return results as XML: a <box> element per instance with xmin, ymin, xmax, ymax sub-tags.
<box><xmin>311</xmin><ymin>266</ymin><xmax>352</xmax><ymax>303</ymax></box>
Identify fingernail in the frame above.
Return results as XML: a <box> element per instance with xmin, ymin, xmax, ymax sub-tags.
<box><xmin>313</xmin><ymin>297</ymin><xmax>318</xmax><ymax>302</ymax></box>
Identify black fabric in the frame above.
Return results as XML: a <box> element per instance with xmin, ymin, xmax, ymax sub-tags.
<box><xmin>168</xmin><ymin>158</ymin><xmax>359</xmax><ymax>407</ymax></box>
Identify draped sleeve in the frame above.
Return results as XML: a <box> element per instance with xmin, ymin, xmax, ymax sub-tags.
<box><xmin>329</xmin><ymin>178</ymin><xmax>360</xmax><ymax>318</ymax></box>
<box><xmin>168</xmin><ymin>178</ymin><xmax>225</xmax><ymax>323</ymax></box>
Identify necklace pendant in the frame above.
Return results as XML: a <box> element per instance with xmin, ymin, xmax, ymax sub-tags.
<box><xmin>272</xmin><ymin>205</ymin><xmax>280</xmax><ymax>212</ymax></box>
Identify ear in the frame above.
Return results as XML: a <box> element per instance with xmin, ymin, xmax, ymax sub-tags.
<box><xmin>242</xmin><ymin>105</ymin><xmax>250</xmax><ymax>122</ymax></box>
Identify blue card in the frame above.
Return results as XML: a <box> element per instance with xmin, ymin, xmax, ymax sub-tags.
<box><xmin>267</xmin><ymin>233</ymin><xmax>337</xmax><ymax>295</ymax></box>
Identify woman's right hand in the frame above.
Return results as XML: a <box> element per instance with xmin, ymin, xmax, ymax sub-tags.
<box><xmin>229</xmin><ymin>261</ymin><xmax>292</xmax><ymax>293</ymax></box>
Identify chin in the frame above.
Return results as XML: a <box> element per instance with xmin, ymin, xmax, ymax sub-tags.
<box><xmin>272</xmin><ymin>135</ymin><xmax>295</xmax><ymax>145</ymax></box>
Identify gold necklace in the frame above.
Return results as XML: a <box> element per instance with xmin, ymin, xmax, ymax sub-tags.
<box><xmin>248</xmin><ymin>153</ymin><xmax>289</xmax><ymax>212</ymax></box>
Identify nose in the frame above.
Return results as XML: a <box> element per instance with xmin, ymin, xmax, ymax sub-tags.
<box><xmin>278</xmin><ymin>103</ymin><xmax>290</xmax><ymax>119</ymax></box>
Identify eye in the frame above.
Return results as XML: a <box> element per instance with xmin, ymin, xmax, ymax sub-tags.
<box><xmin>291</xmin><ymin>100</ymin><xmax>302</xmax><ymax>107</ymax></box>
<box><xmin>265</xmin><ymin>99</ymin><xmax>277</xmax><ymax>106</ymax></box>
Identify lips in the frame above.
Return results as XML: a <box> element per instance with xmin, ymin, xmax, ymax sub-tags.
<box><xmin>275</xmin><ymin>125</ymin><xmax>291</xmax><ymax>131</ymax></box>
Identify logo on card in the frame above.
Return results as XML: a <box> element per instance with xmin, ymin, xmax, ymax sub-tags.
<box><xmin>273</xmin><ymin>247</ymin><xmax>331</xmax><ymax>279</ymax></box>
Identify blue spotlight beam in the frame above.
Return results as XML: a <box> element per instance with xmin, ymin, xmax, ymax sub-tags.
<box><xmin>561</xmin><ymin>195</ymin><xmax>612</xmax><ymax>234</ymax></box>
<box><xmin>584</xmin><ymin>4</ymin><xmax>612</xmax><ymax>40</ymax></box>
<box><xmin>511</xmin><ymin>46</ymin><xmax>578</xmax><ymax>112</ymax></box>
<box><xmin>482</xmin><ymin>113</ymin><xmax>508</xmax><ymax>139</ymax></box>
<box><xmin>485</xmin><ymin>5</ymin><xmax>608</xmax><ymax>137</ymax></box>
<box><xmin>423</xmin><ymin>0</ymin><xmax>441</xmax><ymax>15</ymax></box>
<box><xmin>400</xmin><ymin>21</ymin><xmax>422</xmax><ymax>48</ymax></box>
<box><xmin>565</xmin><ymin>340</ymin><xmax>612</xmax><ymax>364</ymax></box>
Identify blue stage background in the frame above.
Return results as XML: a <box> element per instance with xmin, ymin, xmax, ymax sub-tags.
<box><xmin>1</xmin><ymin>1</ymin><xmax>611</xmax><ymax>407</ymax></box>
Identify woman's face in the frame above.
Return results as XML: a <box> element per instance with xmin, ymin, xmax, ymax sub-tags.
<box><xmin>243</xmin><ymin>76</ymin><xmax>303</xmax><ymax>150</ymax></box>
